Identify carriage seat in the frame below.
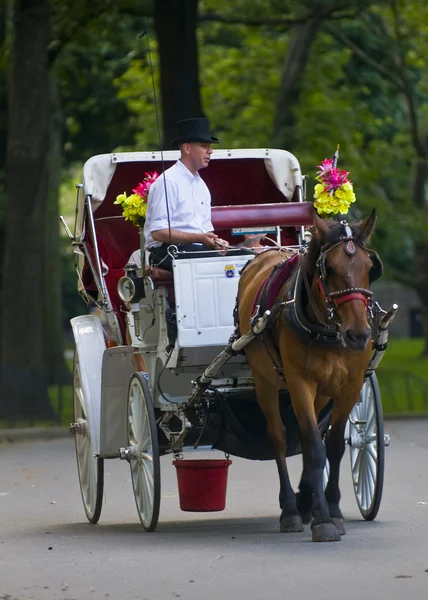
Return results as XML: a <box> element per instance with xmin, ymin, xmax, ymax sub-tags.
<box><xmin>143</xmin><ymin>265</ymin><xmax>173</xmax><ymax>284</ymax></box>
<box><xmin>143</xmin><ymin>264</ymin><xmax>175</xmax><ymax>308</ymax></box>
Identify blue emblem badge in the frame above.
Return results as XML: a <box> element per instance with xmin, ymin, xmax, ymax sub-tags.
<box><xmin>224</xmin><ymin>264</ymin><xmax>235</xmax><ymax>278</ymax></box>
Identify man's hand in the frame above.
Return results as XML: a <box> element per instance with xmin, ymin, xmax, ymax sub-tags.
<box><xmin>199</xmin><ymin>232</ymin><xmax>228</xmax><ymax>248</ymax></box>
<box><xmin>214</xmin><ymin>238</ymin><xmax>229</xmax><ymax>250</ymax></box>
<box><xmin>199</xmin><ymin>232</ymin><xmax>218</xmax><ymax>247</ymax></box>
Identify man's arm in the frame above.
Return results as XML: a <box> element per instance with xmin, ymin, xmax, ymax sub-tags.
<box><xmin>152</xmin><ymin>228</ymin><xmax>221</xmax><ymax>247</ymax></box>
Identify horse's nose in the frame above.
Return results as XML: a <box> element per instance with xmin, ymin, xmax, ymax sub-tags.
<box><xmin>343</xmin><ymin>327</ymin><xmax>371</xmax><ymax>351</ymax></box>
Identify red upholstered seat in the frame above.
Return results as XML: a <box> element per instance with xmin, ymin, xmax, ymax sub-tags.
<box><xmin>144</xmin><ymin>265</ymin><xmax>174</xmax><ymax>284</ymax></box>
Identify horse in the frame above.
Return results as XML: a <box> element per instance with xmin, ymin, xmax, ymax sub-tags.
<box><xmin>237</xmin><ymin>209</ymin><xmax>380</xmax><ymax>542</ymax></box>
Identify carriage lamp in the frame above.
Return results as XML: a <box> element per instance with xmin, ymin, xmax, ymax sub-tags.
<box><xmin>117</xmin><ymin>263</ymin><xmax>146</xmax><ymax>303</ymax></box>
<box><xmin>118</xmin><ymin>263</ymin><xmax>147</xmax><ymax>340</ymax></box>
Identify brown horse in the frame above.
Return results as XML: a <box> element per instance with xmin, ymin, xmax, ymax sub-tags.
<box><xmin>237</xmin><ymin>210</ymin><xmax>379</xmax><ymax>542</ymax></box>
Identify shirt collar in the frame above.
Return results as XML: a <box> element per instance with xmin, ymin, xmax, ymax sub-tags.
<box><xmin>177</xmin><ymin>159</ymin><xmax>201</xmax><ymax>182</ymax></box>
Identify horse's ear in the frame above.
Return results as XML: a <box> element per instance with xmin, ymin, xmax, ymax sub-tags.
<box><xmin>312</xmin><ymin>208</ymin><xmax>330</xmax><ymax>239</ymax></box>
<box><xmin>358</xmin><ymin>209</ymin><xmax>377</xmax><ymax>242</ymax></box>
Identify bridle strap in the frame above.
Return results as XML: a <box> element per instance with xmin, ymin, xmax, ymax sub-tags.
<box><xmin>303</xmin><ymin>262</ymin><xmax>334</xmax><ymax>328</ymax></box>
<box><xmin>317</xmin><ymin>279</ymin><xmax>373</xmax><ymax>307</ymax></box>
<box><xmin>334</xmin><ymin>292</ymin><xmax>370</xmax><ymax>307</ymax></box>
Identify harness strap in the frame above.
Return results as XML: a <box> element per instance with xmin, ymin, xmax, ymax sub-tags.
<box><xmin>258</xmin><ymin>327</ymin><xmax>286</xmax><ymax>382</ymax></box>
<box><xmin>302</xmin><ymin>263</ymin><xmax>333</xmax><ymax>329</ymax></box>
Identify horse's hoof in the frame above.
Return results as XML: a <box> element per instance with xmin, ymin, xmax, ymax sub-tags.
<box><xmin>332</xmin><ymin>517</ymin><xmax>346</xmax><ymax>536</ymax></box>
<box><xmin>280</xmin><ymin>514</ymin><xmax>304</xmax><ymax>533</ymax></box>
<box><xmin>312</xmin><ymin>522</ymin><xmax>341</xmax><ymax>542</ymax></box>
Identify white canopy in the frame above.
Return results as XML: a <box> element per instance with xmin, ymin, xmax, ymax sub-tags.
<box><xmin>82</xmin><ymin>148</ymin><xmax>303</xmax><ymax>211</ymax></box>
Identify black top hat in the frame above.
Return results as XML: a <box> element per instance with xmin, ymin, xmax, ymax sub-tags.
<box><xmin>170</xmin><ymin>117</ymin><xmax>219</xmax><ymax>149</ymax></box>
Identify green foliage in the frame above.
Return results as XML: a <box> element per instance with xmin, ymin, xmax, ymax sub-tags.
<box><xmin>114</xmin><ymin>24</ymin><xmax>287</xmax><ymax>149</ymax></box>
<box><xmin>54</xmin><ymin>8</ymin><xmax>152</xmax><ymax>163</ymax></box>
<box><xmin>377</xmin><ymin>338</ymin><xmax>428</xmax><ymax>415</ymax></box>
<box><xmin>200</xmin><ymin>27</ymin><xmax>285</xmax><ymax>147</ymax></box>
<box><xmin>114</xmin><ymin>51</ymin><xmax>163</xmax><ymax>150</ymax></box>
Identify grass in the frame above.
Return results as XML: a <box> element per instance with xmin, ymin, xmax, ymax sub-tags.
<box><xmin>376</xmin><ymin>338</ymin><xmax>428</xmax><ymax>415</ymax></box>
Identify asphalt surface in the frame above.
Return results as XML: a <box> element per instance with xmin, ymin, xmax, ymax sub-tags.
<box><xmin>0</xmin><ymin>419</ymin><xmax>427</xmax><ymax>600</ymax></box>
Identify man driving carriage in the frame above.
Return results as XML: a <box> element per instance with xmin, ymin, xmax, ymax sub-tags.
<box><xmin>143</xmin><ymin>117</ymin><xmax>232</xmax><ymax>271</ymax></box>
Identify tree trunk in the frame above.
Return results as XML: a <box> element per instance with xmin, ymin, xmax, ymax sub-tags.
<box><xmin>412</xmin><ymin>158</ymin><xmax>428</xmax><ymax>356</ymax></box>
<box><xmin>43</xmin><ymin>73</ymin><xmax>70</xmax><ymax>386</ymax></box>
<box><xmin>154</xmin><ymin>0</ymin><xmax>203</xmax><ymax>147</ymax></box>
<box><xmin>271</xmin><ymin>17</ymin><xmax>323</xmax><ymax>151</ymax></box>
<box><xmin>1</xmin><ymin>0</ymin><xmax>54</xmax><ymax>421</ymax></box>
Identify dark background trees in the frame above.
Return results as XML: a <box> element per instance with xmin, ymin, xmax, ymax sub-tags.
<box><xmin>1</xmin><ymin>0</ymin><xmax>427</xmax><ymax>421</ymax></box>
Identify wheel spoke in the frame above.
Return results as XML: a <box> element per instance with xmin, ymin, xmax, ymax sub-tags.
<box><xmin>356</xmin><ymin>455</ymin><xmax>363</xmax><ymax>503</ymax></box>
<box><xmin>367</xmin><ymin>442</ymin><xmax>378</xmax><ymax>463</ymax></box>
<box><xmin>365</xmin><ymin>410</ymin><xmax>374</xmax><ymax>434</ymax></box>
<box><xmin>140</xmin><ymin>409</ymin><xmax>151</xmax><ymax>450</ymax></box>
<box><xmin>352</xmin><ymin>449</ymin><xmax>361</xmax><ymax>485</ymax></box>
<box><xmin>364</xmin><ymin>457</ymin><xmax>373</xmax><ymax>509</ymax></box>
<box><xmin>366</xmin><ymin>449</ymin><xmax>376</xmax><ymax>487</ymax></box>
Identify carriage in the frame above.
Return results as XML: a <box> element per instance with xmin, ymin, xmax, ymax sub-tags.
<box><xmin>62</xmin><ymin>148</ymin><xmax>396</xmax><ymax>537</ymax></box>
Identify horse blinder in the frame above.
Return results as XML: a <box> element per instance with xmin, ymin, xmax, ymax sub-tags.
<box><xmin>368</xmin><ymin>250</ymin><xmax>383</xmax><ymax>284</ymax></box>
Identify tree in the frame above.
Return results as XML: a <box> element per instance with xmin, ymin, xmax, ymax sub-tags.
<box><xmin>154</xmin><ymin>0</ymin><xmax>203</xmax><ymax>146</ymax></box>
<box><xmin>1</xmin><ymin>0</ymin><xmax>55</xmax><ymax>419</ymax></box>
<box><xmin>324</xmin><ymin>2</ymin><xmax>428</xmax><ymax>353</ymax></box>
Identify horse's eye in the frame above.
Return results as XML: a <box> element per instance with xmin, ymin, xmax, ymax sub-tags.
<box><xmin>325</xmin><ymin>265</ymin><xmax>336</xmax><ymax>276</ymax></box>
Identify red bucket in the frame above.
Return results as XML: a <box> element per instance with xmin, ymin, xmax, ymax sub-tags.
<box><xmin>173</xmin><ymin>459</ymin><xmax>232</xmax><ymax>512</ymax></box>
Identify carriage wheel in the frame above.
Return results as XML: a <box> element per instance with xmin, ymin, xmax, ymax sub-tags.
<box><xmin>348</xmin><ymin>373</ymin><xmax>385</xmax><ymax>521</ymax></box>
<box><xmin>127</xmin><ymin>373</ymin><xmax>161</xmax><ymax>532</ymax></box>
<box><xmin>72</xmin><ymin>356</ymin><xmax>104</xmax><ymax>524</ymax></box>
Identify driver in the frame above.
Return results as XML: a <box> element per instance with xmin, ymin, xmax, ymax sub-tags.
<box><xmin>143</xmin><ymin>117</ymin><xmax>229</xmax><ymax>271</ymax></box>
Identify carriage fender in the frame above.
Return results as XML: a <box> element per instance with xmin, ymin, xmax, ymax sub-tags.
<box><xmin>71</xmin><ymin>314</ymin><xmax>106</xmax><ymax>456</ymax></box>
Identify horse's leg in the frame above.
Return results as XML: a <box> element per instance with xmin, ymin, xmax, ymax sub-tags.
<box><xmin>253</xmin><ymin>372</ymin><xmax>303</xmax><ymax>533</ymax></box>
<box><xmin>324</xmin><ymin>391</ymin><xmax>360</xmax><ymax>536</ymax></box>
<box><xmin>323</xmin><ymin>416</ymin><xmax>348</xmax><ymax>535</ymax></box>
<box><xmin>296</xmin><ymin>394</ymin><xmax>331</xmax><ymax>524</ymax></box>
<box><xmin>288</xmin><ymin>379</ymin><xmax>341</xmax><ymax>542</ymax></box>
<box><xmin>295</xmin><ymin>465</ymin><xmax>313</xmax><ymax>524</ymax></box>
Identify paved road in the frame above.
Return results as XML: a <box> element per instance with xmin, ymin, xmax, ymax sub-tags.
<box><xmin>0</xmin><ymin>419</ymin><xmax>427</xmax><ymax>600</ymax></box>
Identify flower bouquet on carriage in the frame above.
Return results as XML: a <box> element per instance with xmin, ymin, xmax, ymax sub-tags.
<box><xmin>114</xmin><ymin>171</ymin><xmax>159</xmax><ymax>227</ymax></box>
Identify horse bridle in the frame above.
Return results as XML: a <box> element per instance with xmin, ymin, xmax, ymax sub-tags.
<box><xmin>314</xmin><ymin>222</ymin><xmax>374</xmax><ymax>327</ymax></box>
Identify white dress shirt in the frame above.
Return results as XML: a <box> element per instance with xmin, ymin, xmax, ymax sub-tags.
<box><xmin>143</xmin><ymin>160</ymin><xmax>214</xmax><ymax>249</ymax></box>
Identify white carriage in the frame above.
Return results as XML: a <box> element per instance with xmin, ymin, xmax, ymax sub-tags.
<box><xmin>62</xmin><ymin>149</ymin><xmax>395</xmax><ymax>531</ymax></box>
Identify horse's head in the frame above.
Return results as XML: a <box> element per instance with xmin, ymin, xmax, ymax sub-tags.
<box><xmin>305</xmin><ymin>209</ymin><xmax>381</xmax><ymax>351</ymax></box>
